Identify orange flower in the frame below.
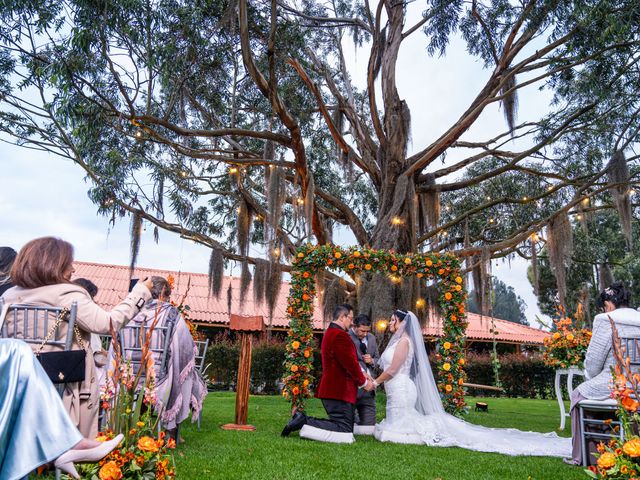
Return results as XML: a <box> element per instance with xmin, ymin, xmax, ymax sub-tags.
<box><xmin>416</xmin><ymin>273</ymin><xmax>424</xmax><ymax>278</ymax></box>
<box><xmin>302</xmin><ymin>293</ymin><xmax>310</xmax><ymax>301</ymax></box>
<box><xmin>552</xmin><ymin>332</ymin><xmax>561</xmax><ymax>340</ymax></box>
<box><xmin>390</xmin><ymin>265</ymin><xmax>398</xmax><ymax>272</ymax></box>
<box><xmin>353</xmin><ymin>251</ymin><xmax>361</xmax><ymax>258</ymax></box>
<box><xmin>426</xmin><ymin>260</ymin><xmax>433</xmax><ymax>267</ymax></box>
<box><xmin>445</xmin><ymin>384</ymin><xmax>453</xmax><ymax>392</ymax></box>
<box><xmin>291</xmin><ymin>365</ymin><xmax>299</xmax><ymax>373</ymax></box>
<box><xmin>99</xmin><ymin>461</ymin><xmax>123</xmax><ymax>480</ymax></box>
<box><xmin>297</xmin><ymin>252</ymin><xmax>304</xmax><ymax>258</ymax></box>
<box><xmin>566</xmin><ymin>333</ymin><xmax>574</xmax><ymax>341</ymax></box>
<box><xmin>458</xmin><ymin>378</ymin><xmax>464</xmax><ymax>385</ymax></box>
<box><xmin>348</xmin><ymin>263</ymin><xmax>355</xmax><ymax>269</ymax></box>
<box><xmin>621</xmin><ymin>464</ymin><xmax>629</xmax><ymax>474</ymax></box>
<box><xmin>451</xmin><ymin>315</ymin><xmax>457</xmax><ymax>322</ymax></box>
<box><xmin>438</xmin><ymin>269</ymin><xmax>445</xmax><ymax>275</ymax></box>
<box><xmin>334</xmin><ymin>251</ymin><xmax>342</xmax><ymax>259</ymax></box>
<box><xmin>287</xmin><ymin>306</ymin><xmax>294</xmax><ymax>314</ymax></box>
<box><xmin>303</xmin><ymin>271</ymin><xmax>310</xmax><ymax>278</ymax></box>
<box><xmin>96</xmin><ymin>434</ymin><xmax>109</xmax><ymax>442</ymax></box>
<box><xmin>458</xmin><ymin>358</ymin><xmax>465</xmax><ymax>365</ymax></box>
<box><xmin>137</xmin><ymin>436</ymin><xmax>159</xmax><ymax>453</ymax></box>
<box><xmin>444</xmin><ymin>292</ymin><xmax>452</xmax><ymax>300</ymax></box>
<box><xmin>292</xmin><ymin>386</ymin><xmax>300</xmax><ymax>395</ymax></box>
<box><xmin>404</xmin><ymin>257</ymin><xmax>411</xmax><ymax>265</ymax></box>
<box><xmin>455</xmin><ymin>276</ymin><xmax>463</xmax><ymax>284</ymax></box>
<box><xmin>303</xmin><ymin>349</ymin><xmax>311</xmax><ymax>358</ymax></box>
<box><xmin>303</xmin><ymin>379</ymin><xmax>310</xmax><ymax>387</ymax></box>
<box><xmin>621</xmin><ymin>395</ymin><xmax>639</xmax><ymax>412</ymax></box>
<box><xmin>166</xmin><ymin>437</ymin><xmax>177</xmax><ymax>449</ymax></box>
<box><xmin>167</xmin><ymin>274</ymin><xmax>175</xmax><ymax>290</ymax></box>
<box><xmin>597</xmin><ymin>452</ymin><xmax>616</xmax><ymax>469</ymax></box>
<box><xmin>623</xmin><ymin>438</ymin><xmax>640</xmax><ymax>457</ymax></box>
<box><xmin>291</xmin><ymin>341</ymin><xmax>300</xmax><ymax>350</ymax></box>
<box><xmin>327</xmin><ymin>259</ymin><xmax>333</xmax><ymax>265</ymax></box>
<box><xmin>365</xmin><ymin>264</ymin><xmax>372</xmax><ymax>270</ymax></box>
<box><xmin>455</xmin><ymin>285</ymin><xmax>462</xmax><ymax>292</ymax></box>
<box><xmin>443</xmin><ymin>342</ymin><xmax>451</xmax><ymax>350</ymax></box>
<box><xmin>443</xmin><ymin>363</ymin><xmax>451</xmax><ymax>371</ymax></box>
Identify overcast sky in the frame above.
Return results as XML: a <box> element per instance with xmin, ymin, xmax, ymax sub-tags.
<box><xmin>0</xmin><ymin>10</ymin><xmax>552</xmax><ymax>327</ymax></box>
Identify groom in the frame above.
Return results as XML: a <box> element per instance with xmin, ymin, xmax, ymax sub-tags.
<box><xmin>281</xmin><ymin>303</ymin><xmax>374</xmax><ymax>443</ymax></box>
<box><xmin>349</xmin><ymin>314</ymin><xmax>379</xmax><ymax>435</ymax></box>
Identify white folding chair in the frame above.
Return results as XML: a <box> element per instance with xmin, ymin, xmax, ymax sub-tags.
<box><xmin>194</xmin><ymin>338</ymin><xmax>209</xmax><ymax>428</ymax></box>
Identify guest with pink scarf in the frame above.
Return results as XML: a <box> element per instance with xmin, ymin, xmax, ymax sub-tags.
<box><xmin>120</xmin><ymin>276</ymin><xmax>207</xmax><ymax>440</ymax></box>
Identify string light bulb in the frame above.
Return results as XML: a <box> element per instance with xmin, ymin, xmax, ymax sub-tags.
<box><xmin>296</xmin><ymin>198</ymin><xmax>305</xmax><ymax>205</ymax></box>
<box><xmin>376</xmin><ymin>320</ymin><xmax>388</xmax><ymax>332</ymax></box>
<box><xmin>389</xmin><ymin>275</ymin><xmax>402</xmax><ymax>284</ymax></box>
<box><xmin>391</xmin><ymin>216</ymin><xmax>403</xmax><ymax>226</ymax></box>
<box><xmin>135</xmin><ymin>130</ymin><xmax>143</xmax><ymax>138</ymax></box>
<box><xmin>522</xmin><ymin>196</ymin><xmax>528</xmax><ymax>201</ymax></box>
<box><xmin>229</xmin><ymin>167</ymin><xmax>239</xmax><ymax>174</ymax></box>
<box><xmin>273</xmin><ymin>247</ymin><xmax>281</xmax><ymax>258</ymax></box>
<box><xmin>416</xmin><ymin>298</ymin><xmax>426</xmax><ymax>308</ymax></box>
<box><xmin>530</xmin><ymin>233</ymin><xmax>539</xmax><ymax>243</ymax></box>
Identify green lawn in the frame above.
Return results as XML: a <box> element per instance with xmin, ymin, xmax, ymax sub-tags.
<box><xmin>172</xmin><ymin>393</ymin><xmax>585</xmax><ymax>480</ymax></box>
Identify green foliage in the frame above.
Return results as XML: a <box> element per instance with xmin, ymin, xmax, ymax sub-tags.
<box><xmin>531</xmin><ymin>212</ymin><xmax>640</xmax><ymax>319</ymax></box>
<box><xmin>468</xmin><ymin>278</ymin><xmax>528</xmax><ymax>324</ymax></box>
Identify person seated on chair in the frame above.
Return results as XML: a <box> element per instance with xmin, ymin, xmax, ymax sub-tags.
<box><xmin>0</xmin><ymin>247</ymin><xmax>17</xmax><ymax>296</ymax></box>
<box><xmin>118</xmin><ymin>276</ymin><xmax>207</xmax><ymax>440</ymax></box>
<box><xmin>1</xmin><ymin>236</ymin><xmax>153</xmax><ymax>439</ymax></box>
<box><xmin>0</xmin><ymin>338</ymin><xmax>123</xmax><ymax>480</ymax></box>
<box><xmin>565</xmin><ymin>282</ymin><xmax>640</xmax><ymax>465</ymax></box>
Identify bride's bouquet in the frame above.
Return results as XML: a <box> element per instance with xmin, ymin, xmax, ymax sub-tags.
<box><xmin>542</xmin><ymin>305</ymin><xmax>591</xmax><ymax>369</ymax></box>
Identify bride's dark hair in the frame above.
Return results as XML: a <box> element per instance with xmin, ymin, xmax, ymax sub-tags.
<box><xmin>394</xmin><ymin>310</ymin><xmax>408</xmax><ymax>321</ymax></box>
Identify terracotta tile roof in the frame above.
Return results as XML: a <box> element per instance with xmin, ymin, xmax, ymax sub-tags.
<box><xmin>73</xmin><ymin>261</ymin><xmax>550</xmax><ymax>345</ymax></box>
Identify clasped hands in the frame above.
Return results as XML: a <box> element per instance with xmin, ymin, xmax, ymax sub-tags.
<box><xmin>362</xmin><ymin>373</ymin><xmax>378</xmax><ymax>391</ymax></box>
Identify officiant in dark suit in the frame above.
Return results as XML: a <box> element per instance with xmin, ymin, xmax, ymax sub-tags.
<box><xmin>349</xmin><ymin>314</ymin><xmax>380</xmax><ymax>434</ymax></box>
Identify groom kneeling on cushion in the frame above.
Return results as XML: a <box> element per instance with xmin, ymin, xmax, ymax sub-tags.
<box><xmin>281</xmin><ymin>303</ymin><xmax>375</xmax><ymax>443</ymax></box>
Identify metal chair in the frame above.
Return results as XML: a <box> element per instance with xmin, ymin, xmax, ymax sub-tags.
<box><xmin>578</xmin><ymin>336</ymin><xmax>640</xmax><ymax>466</ymax></box>
<box><xmin>194</xmin><ymin>338</ymin><xmax>209</xmax><ymax>428</ymax></box>
<box><xmin>0</xmin><ymin>300</ymin><xmax>79</xmax><ymax>397</ymax></box>
<box><xmin>118</xmin><ymin>321</ymin><xmax>174</xmax><ymax>382</ymax></box>
<box><xmin>0</xmin><ymin>299</ymin><xmax>79</xmax><ymax>480</ymax></box>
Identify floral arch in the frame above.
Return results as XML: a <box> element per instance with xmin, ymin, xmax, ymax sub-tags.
<box><xmin>282</xmin><ymin>244</ymin><xmax>468</xmax><ymax>416</ymax></box>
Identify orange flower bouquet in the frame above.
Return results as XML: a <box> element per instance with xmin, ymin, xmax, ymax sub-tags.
<box><xmin>587</xmin><ymin>319</ymin><xmax>640</xmax><ymax>479</ymax></box>
<box><xmin>542</xmin><ymin>306</ymin><xmax>592</xmax><ymax>369</ymax></box>
<box><xmin>78</xmin><ymin>319</ymin><xmax>176</xmax><ymax>479</ymax></box>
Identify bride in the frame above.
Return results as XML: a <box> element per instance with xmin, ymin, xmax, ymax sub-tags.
<box><xmin>372</xmin><ymin>310</ymin><xmax>571</xmax><ymax>457</ymax></box>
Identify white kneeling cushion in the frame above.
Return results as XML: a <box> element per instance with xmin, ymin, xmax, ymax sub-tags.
<box><xmin>353</xmin><ymin>425</ymin><xmax>375</xmax><ymax>435</ymax></box>
<box><xmin>299</xmin><ymin>425</ymin><xmax>356</xmax><ymax>444</ymax></box>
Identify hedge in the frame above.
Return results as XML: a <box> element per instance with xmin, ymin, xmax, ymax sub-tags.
<box><xmin>204</xmin><ymin>337</ymin><xmax>571</xmax><ymax>399</ymax></box>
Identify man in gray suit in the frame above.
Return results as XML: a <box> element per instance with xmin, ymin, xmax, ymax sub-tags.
<box><xmin>349</xmin><ymin>314</ymin><xmax>380</xmax><ymax>434</ymax></box>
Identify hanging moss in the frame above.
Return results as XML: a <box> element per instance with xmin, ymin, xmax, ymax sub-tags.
<box><xmin>129</xmin><ymin>211</ymin><xmax>142</xmax><ymax>278</ymax></box>
<box><xmin>501</xmin><ymin>70</ymin><xmax>519</xmax><ymax>134</ymax></box>
<box><xmin>239</xmin><ymin>260</ymin><xmax>251</xmax><ymax>304</ymax></box>
<box><xmin>607</xmin><ymin>150</ymin><xmax>633</xmax><ymax>248</ymax></box>
<box><xmin>547</xmin><ymin>212</ymin><xmax>573</xmax><ymax>307</ymax></box>
<box><xmin>208</xmin><ymin>248</ymin><xmax>224</xmax><ymax>299</ymax></box>
<box><xmin>253</xmin><ymin>259</ymin><xmax>268</xmax><ymax>306</ymax></box>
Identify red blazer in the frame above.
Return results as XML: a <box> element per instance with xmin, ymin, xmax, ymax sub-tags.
<box><xmin>315</xmin><ymin>323</ymin><xmax>366</xmax><ymax>404</ymax></box>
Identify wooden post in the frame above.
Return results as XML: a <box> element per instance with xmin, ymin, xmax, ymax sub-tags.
<box><xmin>221</xmin><ymin>314</ymin><xmax>264</xmax><ymax>432</ymax></box>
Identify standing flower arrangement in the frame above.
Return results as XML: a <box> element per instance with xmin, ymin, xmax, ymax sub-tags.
<box><xmin>284</xmin><ymin>244</ymin><xmax>468</xmax><ymax>416</ymax></box>
<box><xmin>542</xmin><ymin>305</ymin><xmax>592</xmax><ymax>369</ymax></box>
<box><xmin>80</xmin><ymin>316</ymin><xmax>176</xmax><ymax>479</ymax></box>
<box><xmin>586</xmin><ymin>319</ymin><xmax>640</xmax><ymax>479</ymax></box>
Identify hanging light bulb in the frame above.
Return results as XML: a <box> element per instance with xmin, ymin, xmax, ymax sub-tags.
<box><xmin>376</xmin><ymin>320</ymin><xmax>388</xmax><ymax>332</ymax></box>
<box><xmin>416</xmin><ymin>298</ymin><xmax>426</xmax><ymax>308</ymax></box>
<box><xmin>229</xmin><ymin>167</ymin><xmax>239</xmax><ymax>174</ymax></box>
<box><xmin>391</xmin><ymin>216</ymin><xmax>403</xmax><ymax>226</ymax></box>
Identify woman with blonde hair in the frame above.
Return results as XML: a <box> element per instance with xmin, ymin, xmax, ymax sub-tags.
<box><xmin>1</xmin><ymin>236</ymin><xmax>153</xmax><ymax>438</ymax></box>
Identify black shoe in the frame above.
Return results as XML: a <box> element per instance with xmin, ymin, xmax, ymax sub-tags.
<box><xmin>281</xmin><ymin>411</ymin><xmax>307</xmax><ymax>437</ymax></box>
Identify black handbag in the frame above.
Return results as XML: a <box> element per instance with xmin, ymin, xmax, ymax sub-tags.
<box><xmin>35</xmin><ymin>308</ymin><xmax>87</xmax><ymax>384</ymax></box>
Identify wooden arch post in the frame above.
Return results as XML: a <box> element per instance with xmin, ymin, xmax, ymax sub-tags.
<box><xmin>221</xmin><ymin>314</ymin><xmax>265</xmax><ymax>431</ymax></box>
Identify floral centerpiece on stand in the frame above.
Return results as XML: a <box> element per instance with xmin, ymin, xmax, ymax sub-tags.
<box><xmin>586</xmin><ymin>319</ymin><xmax>640</xmax><ymax>479</ymax></box>
<box><xmin>542</xmin><ymin>305</ymin><xmax>592</xmax><ymax>369</ymax></box>
<box><xmin>78</xmin><ymin>318</ymin><xmax>176</xmax><ymax>480</ymax></box>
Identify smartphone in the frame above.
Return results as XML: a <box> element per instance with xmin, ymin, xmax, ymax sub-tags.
<box><xmin>129</xmin><ymin>278</ymin><xmax>139</xmax><ymax>292</ymax></box>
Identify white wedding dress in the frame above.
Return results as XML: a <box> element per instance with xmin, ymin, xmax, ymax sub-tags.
<box><xmin>373</xmin><ymin>312</ymin><xmax>571</xmax><ymax>457</ymax></box>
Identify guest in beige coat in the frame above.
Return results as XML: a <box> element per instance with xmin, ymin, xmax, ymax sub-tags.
<box><xmin>1</xmin><ymin>237</ymin><xmax>153</xmax><ymax>439</ymax></box>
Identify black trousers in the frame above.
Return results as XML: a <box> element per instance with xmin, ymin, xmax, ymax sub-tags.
<box><xmin>354</xmin><ymin>391</ymin><xmax>376</xmax><ymax>426</ymax></box>
<box><xmin>306</xmin><ymin>399</ymin><xmax>355</xmax><ymax>432</ymax></box>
